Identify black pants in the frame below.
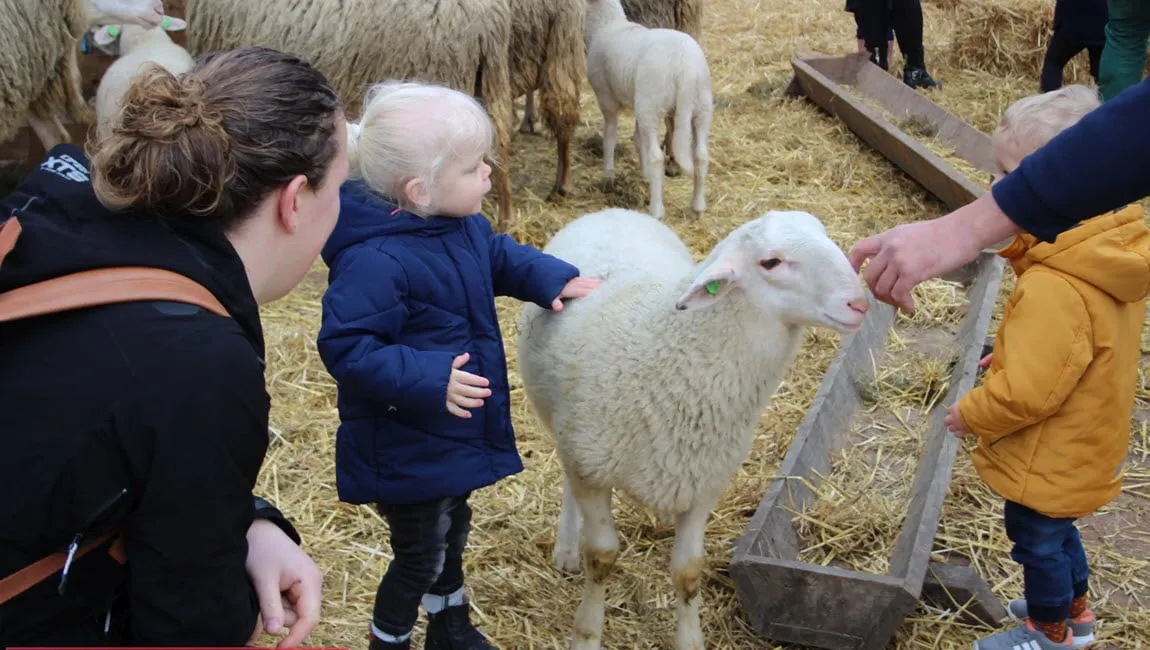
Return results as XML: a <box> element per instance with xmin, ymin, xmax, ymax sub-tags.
<box><xmin>372</xmin><ymin>493</ymin><xmax>472</xmax><ymax>636</ymax></box>
<box><xmin>855</xmin><ymin>0</ymin><xmax>926</xmax><ymax>70</ymax></box>
<box><xmin>1041</xmin><ymin>30</ymin><xmax>1102</xmax><ymax>92</ymax></box>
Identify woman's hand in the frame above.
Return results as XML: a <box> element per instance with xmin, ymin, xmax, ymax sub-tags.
<box><xmin>551</xmin><ymin>276</ymin><xmax>602</xmax><ymax>311</ymax></box>
<box><xmin>245</xmin><ymin>518</ymin><xmax>324</xmax><ymax>648</ymax></box>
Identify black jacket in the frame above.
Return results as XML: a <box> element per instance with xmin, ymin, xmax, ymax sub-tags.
<box><xmin>0</xmin><ymin>145</ymin><xmax>300</xmax><ymax>647</ymax></box>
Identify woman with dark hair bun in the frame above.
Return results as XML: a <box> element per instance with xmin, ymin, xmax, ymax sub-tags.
<box><xmin>0</xmin><ymin>45</ymin><xmax>349</xmax><ymax>647</ymax></box>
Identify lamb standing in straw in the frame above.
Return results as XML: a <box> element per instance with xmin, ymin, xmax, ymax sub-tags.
<box><xmin>183</xmin><ymin>0</ymin><xmax>518</xmax><ymax>230</ymax></box>
<box><xmin>0</xmin><ymin>0</ymin><xmax>167</xmax><ymax>155</ymax></box>
<box><xmin>516</xmin><ymin>207</ymin><xmax>870</xmax><ymax>650</ymax></box>
<box><xmin>508</xmin><ymin>0</ymin><xmax>585</xmax><ymax>201</ymax></box>
<box><xmin>584</xmin><ymin>0</ymin><xmax>713</xmax><ymax>221</ymax></box>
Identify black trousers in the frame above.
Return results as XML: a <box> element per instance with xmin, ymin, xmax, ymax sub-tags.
<box><xmin>371</xmin><ymin>493</ymin><xmax>472</xmax><ymax>636</ymax></box>
<box><xmin>854</xmin><ymin>0</ymin><xmax>926</xmax><ymax>70</ymax></box>
<box><xmin>1041</xmin><ymin>30</ymin><xmax>1102</xmax><ymax>92</ymax></box>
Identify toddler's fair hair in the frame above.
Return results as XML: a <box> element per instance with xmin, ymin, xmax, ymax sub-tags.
<box><xmin>346</xmin><ymin>81</ymin><xmax>495</xmax><ymax>216</ymax></box>
<box><xmin>997</xmin><ymin>84</ymin><xmax>1101</xmax><ymax>160</ymax></box>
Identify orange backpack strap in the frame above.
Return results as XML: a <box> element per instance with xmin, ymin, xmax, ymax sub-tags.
<box><xmin>0</xmin><ymin>217</ymin><xmax>229</xmax><ymax>321</ymax></box>
<box><xmin>0</xmin><ymin>215</ymin><xmax>228</xmax><ymax>606</ymax></box>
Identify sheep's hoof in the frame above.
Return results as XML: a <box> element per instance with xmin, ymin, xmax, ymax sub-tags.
<box><xmin>546</xmin><ymin>186</ymin><xmax>570</xmax><ymax>202</ymax></box>
<box><xmin>691</xmin><ymin>208</ymin><xmax>705</xmax><ymax>221</ymax></box>
<box><xmin>599</xmin><ymin>176</ymin><xmax>616</xmax><ymax>193</ymax></box>
<box><xmin>665</xmin><ymin>160</ymin><xmax>682</xmax><ymax>177</ymax></box>
<box><xmin>519</xmin><ymin>122</ymin><xmax>540</xmax><ymax>136</ymax></box>
<box><xmin>553</xmin><ymin>545</ymin><xmax>583</xmax><ymax>574</ymax></box>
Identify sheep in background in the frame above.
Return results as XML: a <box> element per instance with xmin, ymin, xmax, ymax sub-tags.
<box><xmin>1</xmin><ymin>0</ymin><xmax>167</xmax><ymax>154</ymax></box>
<box><xmin>516</xmin><ymin>207</ymin><xmax>869</xmax><ymax>650</ymax></box>
<box><xmin>184</xmin><ymin>0</ymin><xmax>518</xmax><ymax>229</ymax></box>
<box><xmin>620</xmin><ymin>0</ymin><xmax>702</xmax><ymax>40</ymax></box>
<box><xmin>585</xmin><ymin>0</ymin><xmax>713</xmax><ymax>221</ymax></box>
<box><xmin>93</xmin><ymin>19</ymin><xmax>192</xmax><ymax>139</ymax></box>
<box><xmin>508</xmin><ymin>0</ymin><xmax>584</xmax><ymax>201</ymax></box>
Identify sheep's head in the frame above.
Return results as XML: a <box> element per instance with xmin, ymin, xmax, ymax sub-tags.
<box><xmin>674</xmin><ymin>210</ymin><xmax>869</xmax><ymax>335</ymax></box>
<box><xmin>87</xmin><ymin>0</ymin><xmax>166</xmax><ymax>28</ymax></box>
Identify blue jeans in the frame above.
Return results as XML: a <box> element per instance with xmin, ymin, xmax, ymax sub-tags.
<box><xmin>1004</xmin><ymin>500</ymin><xmax>1091</xmax><ymax>623</ymax></box>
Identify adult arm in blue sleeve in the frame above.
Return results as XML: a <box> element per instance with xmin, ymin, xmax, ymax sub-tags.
<box><xmin>476</xmin><ymin>216</ymin><xmax>581</xmax><ymax>307</ymax></box>
<box><xmin>316</xmin><ymin>248</ymin><xmax>457</xmax><ymax>411</ymax></box>
<box><xmin>992</xmin><ymin>77</ymin><xmax>1150</xmax><ymax>242</ymax></box>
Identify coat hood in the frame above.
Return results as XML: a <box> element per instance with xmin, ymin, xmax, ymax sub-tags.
<box><xmin>0</xmin><ymin>144</ymin><xmax>265</xmax><ymax>357</ymax></box>
<box><xmin>998</xmin><ymin>203</ymin><xmax>1150</xmax><ymax>303</ymax></box>
<box><xmin>321</xmin><ymin>179</ymin><xmax>465</xmax><ymax>266</ymax></box>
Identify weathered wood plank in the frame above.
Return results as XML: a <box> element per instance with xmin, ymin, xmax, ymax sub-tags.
<box><xmin>922</xmin><ymin>561</ymin><xmax>1008</xmax><ymax>626</ymax></box>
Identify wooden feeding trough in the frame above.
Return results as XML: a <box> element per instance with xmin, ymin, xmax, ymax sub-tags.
<box><xmin>728</xmin><ymin>51</ymin><xmax>1009</xmax><ymax>650</ymax></box>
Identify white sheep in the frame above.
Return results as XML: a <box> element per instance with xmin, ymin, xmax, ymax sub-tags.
<box><xmin>0</xmin><ymin>0</ymin><xmax>168</xmax><ymax>153</ymax></box>
<box><xmin>584</xmin><ymin>0</ymin><xmax>713</xmax><ymax>221</ymax></box>
<box><xmin>515</xmin><ymin>207</ymin><xmax>869</xmax><ymax>650</ymax></box>
<box><xmin>93</xmin><ymin>18</ymin><xmax>192</xmax><ymax>139</ymax></box>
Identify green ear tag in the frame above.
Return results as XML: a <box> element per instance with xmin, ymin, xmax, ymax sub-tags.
<box><xmin>107</xmin><ymin>25</ymin><xmax>121</xmax><ymax>38</ymax></box>
<box><xmin>705</xmin><ymin>280</ymin><xmax>721</xmax><ymax>295</ymax></box>
<box><xmin>160</xmin><ymin>16</ymin><xmax>173</xmax><ymax>28</ymax></box>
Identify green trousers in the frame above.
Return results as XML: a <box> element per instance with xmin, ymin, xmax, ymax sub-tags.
<box><xmin>1099</xmin><ymin>0</ymin><xmax>1150</xmax><ymax>100</ymax></box>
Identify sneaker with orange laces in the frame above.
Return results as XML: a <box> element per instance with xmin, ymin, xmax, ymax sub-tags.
<box><xmin>972</xmin><ymin>618</ymin><xmax>1073</xmax><ymax>650</ymax></box>
<box><xmin>1007</xmin><ymin>600</ymin><xmax>1097</xmax><ymax>647</ymax></box>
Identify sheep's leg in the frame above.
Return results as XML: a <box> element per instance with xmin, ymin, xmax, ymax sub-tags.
<box><xmin>691</xmin><ymin>115</ymin><xmax>711</xmax><ymax>220</ymax></box>
<box><xmin>670</xmin><ymin>500</ymin><xmax>713</xmax><ymax>650</ymax></box>
<box><xmin>519</xmin><ymin>91</ymin><xmax>538</xmax><ymax>135</ymax></box>
<box><xmin>663</xmin><ymin>114</ymin><xmax>681</xmax><ymax>177</ymax></box>
<box><xmin>636</xmin><ymin>116</ymin><xmax>666</xmax><ymax>220</ymax></box>
<box><xmin>569</xmin><ymin>479</ymin><xmax>617</xmax><ymax>650</ymax></box>
<box><xmin>552</xmin><ymin>475</ymin><xmax>583</xmax><ymax>573</ymax></box>
<box><xmin>27</xmin><ymin>114</ymin><xmax>68</xmax><ymax>151</ymax></box>
<box><xmin>599</xmin><ymin>104</ymin><xmax>619</xmax><ymax>192</ymax></box>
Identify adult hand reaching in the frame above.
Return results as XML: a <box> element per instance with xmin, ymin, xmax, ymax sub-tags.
<box><xmin>246</xmin><ymin>518</ymin><xmax>324</xmax><ymax>648</ymax></box>
<box><xmin>848</xmin><ymin>192</ymin><xmax>1021</xmax><ymax>312</ymax></box>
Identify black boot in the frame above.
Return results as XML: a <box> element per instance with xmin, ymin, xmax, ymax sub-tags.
<box><xmin>903</xmin><ymin>66</ymin><xmax>941</xmax><ymax>89</ymax></box>
<box><xmin>423</xmin><ymin>604</ymin><xmax>497</xmax><ymax>650</ymax></box>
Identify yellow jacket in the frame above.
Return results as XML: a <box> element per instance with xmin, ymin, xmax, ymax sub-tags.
<box><xmin>958</xmin><ymin>204</ymin><xmax>1150</xmax><ymax>519</ymax></box>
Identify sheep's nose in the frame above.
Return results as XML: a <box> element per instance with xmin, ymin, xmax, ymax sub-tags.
<box><xmin>847</xmin><ymin>296</ymin><xmax>869</xmax><ymax>315</ymax></box>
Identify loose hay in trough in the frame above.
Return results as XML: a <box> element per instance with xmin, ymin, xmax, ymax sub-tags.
<box><xmin>240</xmin><ymin>0</ymin><xmax>1150</xmax><ymax>648</ymax></box>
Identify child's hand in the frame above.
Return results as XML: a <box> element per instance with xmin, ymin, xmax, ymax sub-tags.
<box><xmin>446</xmin><ymin>353</ymin><xmax>491</xmax><ymax>419</ymax></box>
<box><xmin>945</xmin><ymin>402</ymin><xmax>971</xmax><ymax>438</ymax></box>
<box><xmin>551</xmin><ymin>276</ymin><xmax>601</xmax><ymax>311</ymax></box>
<box><xmin>978</xmin><ymin>352</ymin><xmax>993</xmax><ymax>369</ymax></box>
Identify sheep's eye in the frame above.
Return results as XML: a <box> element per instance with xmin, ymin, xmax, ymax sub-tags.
<box><xmin>760</xmin><ymin>258</ymin><xmax>782</xmax><ymax>270</ymax></box>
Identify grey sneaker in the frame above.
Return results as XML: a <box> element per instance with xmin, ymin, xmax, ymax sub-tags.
<box><xmin>973</xmin><ymin>619</ymin><xmax>1072</xmax><ymax>650</ymax></box>
<box><xmin>1007</xmin><ymin>599</ymin><xmax>1097</xmax><ymax>647</ymax></box>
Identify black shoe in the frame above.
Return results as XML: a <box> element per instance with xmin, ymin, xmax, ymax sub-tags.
<box><xmin>903</xmin><ymin>66</ymin><xmax>941</xmax><ymax>89</ymax></box>
<box><xmin>369</xmin><ymin>633</ymin><xmax>411</xmax><ymax>650</ymax></box>
<box><xmin>424</xmin><ymin>604</ymin><xmax>498</xmax><ymax>650</ymax></box>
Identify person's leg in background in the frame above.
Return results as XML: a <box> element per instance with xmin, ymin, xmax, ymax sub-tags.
<box><xmin>855</xmin><ymin>0</ymin><xmax>892</xmax><ymax>70</ymax></box>
<box><xmin>1088</xmin><ymin>44</ymin><xmax>1103</xmax><ymax>84</ymax></box>
<box><xmin>1041</xmin><ymin>29</ymin><xmax>1086</xmax><ymax>91</ymax></box>
<box><xmin>889</xmin><ymin>0</ymin><xmax>941</xmax><ymax>89</ymax></box>
<box><xmin>1099</xmin><ymin>0</ymin><xmax>1150</xmax><ymax>100</ymax></box>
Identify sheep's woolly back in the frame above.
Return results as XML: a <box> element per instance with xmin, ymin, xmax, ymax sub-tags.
<box><xmin>620</xmin><ymin>0</ymin><xmax>703</xmax><ymax>40</ymax></box>
<box><xmin>0</xmin><ymin>0</ymin><xmax>93</xmax><ymax>144</ymax></box>
<box><xmin>508</xmin><ymin>0</ymin><xmax>584</xmax><ymax>139</ymax></box>
<box><xmin>516</xmin><ymin>209</ymin><xmax>803</xmax><ymax>518</ymax></box>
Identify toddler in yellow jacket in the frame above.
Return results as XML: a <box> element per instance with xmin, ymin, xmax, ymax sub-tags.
<box><xmin>945</xmin><ymin>84</ymin><xmax>1150</xmax><ymax>650</ymax></box>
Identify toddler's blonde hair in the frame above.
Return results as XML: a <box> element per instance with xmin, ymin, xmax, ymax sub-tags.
<box><xmin>997</xmin><ymin>84</ymin><xmax>1101</xmax><ymax>160</ymax></box>
<box><xmin>347</xmin><ymin>80</ymin><xmax>494</xmax><ymax>215</ymax></box>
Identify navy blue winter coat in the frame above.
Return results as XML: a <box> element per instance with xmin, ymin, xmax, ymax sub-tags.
<box><xmin>316</xmin><ymin>180</ymin><xmax>581</xmax><ymax>505</ymax></box>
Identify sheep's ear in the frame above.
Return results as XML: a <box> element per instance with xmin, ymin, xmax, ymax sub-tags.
<box><xmin>92</xmin><ymin>25</ymin><xmax>120</xmax><ymax>47</ymax></box>
<box><xmin>159</xmin><ymin>16</ymin><xmax>187</xmax><ymax>31</ymax></box>
<box><xmin>674</xmin><ymin>247</ymin><xmax>743</xmax><ymax>312</ymax></box>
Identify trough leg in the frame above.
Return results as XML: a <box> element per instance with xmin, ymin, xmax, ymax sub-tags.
<box><xmin>671</xmin><ymin>499</ymin><xmax>714</xmax><ymax>650</ymax></box>
<box><xmin>568</xmin><ymin>478</ymin><xmax>617</xmax><ymax>650</ymax></box>
<box><xmin>553</xmin><ymin>476</ymin><xmax>584</xmax><ymax>573</ymax></box>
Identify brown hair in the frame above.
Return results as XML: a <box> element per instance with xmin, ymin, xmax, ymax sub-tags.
<box><xmin>90</xmin><ymin>46</ymin><xmax>342</xmax><ymax>231</ymax></box>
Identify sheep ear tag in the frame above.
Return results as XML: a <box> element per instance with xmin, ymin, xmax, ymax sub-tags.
<box><xmin>92</xmin><ymin>25</ymin><xmax>120</xmax><ymax>47</ymax></box>
<box><xmin>705</xmin><ymin>280</ymin><xmax>721</xmax><ymax>295</ymax></box>
<box><xmin>160</xmin><ymin>16</ymin><xmax>187</xmax><ymax>31</ymax></box>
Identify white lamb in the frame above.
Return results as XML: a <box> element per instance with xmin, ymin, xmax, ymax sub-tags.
<box><xmin>516</xmin><ymin>208</ymin><xmax>869</xmax><ymax>650</ymax></box>
<box><xmin>584</xmin><ymin>0</ymin><xmax>713</xmax><ymax>221</ymax></box>
<box><xmin>93</xmin><ymin>18</ymin><xmax>192</xmax><ymax>139</ymax></box>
